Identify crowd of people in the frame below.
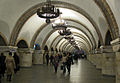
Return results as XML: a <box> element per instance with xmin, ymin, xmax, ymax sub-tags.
<box><xmin>0</xmin><ymin>52</ymin><xmax>20</xmax><ymax>82</ymax></box>
<box><xmin>0</xmin><ymin>51</ymin><xmax>77</xmax><ymax>82</ymax></box>
<box><xmin>45</xmin><ymin>52</ymin><xmax>74</xmax><ymax>74</ymax></box>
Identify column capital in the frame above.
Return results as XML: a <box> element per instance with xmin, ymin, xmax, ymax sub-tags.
<box><xmin>18</xmin><ymin>48</ymin><xmax>34</xmax><ymax>53</ymax></box>
<box><xmin>100</xmin><ymin>45</ymin><xmax>113</xmax><ymax>53</ymax></box>
<box><xmin>0</xmin><ymin>46</ymin><xmax>17</xmax><ymax>52</ymax></box>
<box><xmin>111</xmin><ymin>38</ymin><xmax>120</xmax><ymax>52</ymax></box>
<box><xmin>95</xmin><ymin>48</ymin><xmax>102</xmax><ymax>54</ymax></box>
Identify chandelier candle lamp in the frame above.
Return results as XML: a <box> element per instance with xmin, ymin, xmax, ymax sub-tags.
<box><xmin>37</xmin><ymin>0</ymin><xmax>60</xmax><ymax>23</ymax></box>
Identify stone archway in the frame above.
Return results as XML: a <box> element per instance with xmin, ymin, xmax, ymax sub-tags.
<box><xmin>94</xmin><ymin>0</ymin><xmax>119</xmax><ymax>39</ymax></box>
<box><xmin>17</xmin><ymin>40</ymin><xmax>28</xmax><ymax>48</ymax></box>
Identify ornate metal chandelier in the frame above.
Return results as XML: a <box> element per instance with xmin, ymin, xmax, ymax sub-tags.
<box><xmin>37</xmin><ymin>0</ymin><xmax>60</xmax><ymax>23</ymax></box>
<box><xmin>52</xmin><ymin>15</ymin><xmax>67</xmax><ymax>30</ymax></box>
<box><xmin>52</xmin><ymin>19</ymin><xmax>67</xmax><ymax>30</ymax></box>
<box><xmin>64</xmin><ymin>36</ymin><xmax>74</xmax><ymax>40</ymax></box>
<box><xmin>58</xmin><ymin>29</ymin><xmax>72</xmax><ymax>36</ymax></box>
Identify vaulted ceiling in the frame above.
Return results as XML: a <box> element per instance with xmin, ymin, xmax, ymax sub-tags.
<box><xmin>0</xmin><ymin>0</ymin><xmax>119</xmax><ymax>53</ymax></box>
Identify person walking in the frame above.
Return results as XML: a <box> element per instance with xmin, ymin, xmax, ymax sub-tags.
<box><xmin>61</xmin><ymin>54</ymin><xmax>67</xmax><ymax>74</ymax></box>
<box><xmin>53</xmin><ymin>54</ymin><xmax>59</xmax><ymax>73</ymax></box>
<box><xmin>5</xmin><ymin>52</ymin><xmax>16</xmax><ymax>82</ymax></box>
<box><xmin>50</xmin><ymin>55</ymin><xmax>54</xmax><ymax>65</ymax></box>
<box><xmin>0</xmin><ymin>53</ymin><xmax>6</xmax><ymax>77</ymax></box>
<box><xmin>13</xmin><ymin>52</ymin><xmax>20</xmax><ymax>74</ymax></box>
<box><xmin>45</xmin><ymin>53</ymin><xmax>49</xmax><ymax>66</ymax></box>
<box><xmin>66</xmin><ymin>53</ymin><xmax>73</xmax><ymax>74</ymax></box>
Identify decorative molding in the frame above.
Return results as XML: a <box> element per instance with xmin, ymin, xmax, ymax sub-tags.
<box><xmin>94</xmin><ymin>0</ymin><xmax>119</xmax><ymax>39</ymax></box>
<box><xmin>17</xmin><ymin>48</ymin><xmax>34</xmax><ymax>53</ymax></box>
<box><xmin>100</xmin><ymin>45</ymin><xmax>113</xmax><ymax>53</ymax></box>
<box><xmin>111</xmin><ymin>38</ymin><xmax>120</xmax><ymax>45</ymax></box>
<box><xmin>0</xmin><ymin>46</ymin><xmax>17</xmax><ymax>52</ymax></box>
<box><xmin>111</xmin><ymin>38</ymin><xmax>120</xmax><ymax>52</ymax></box>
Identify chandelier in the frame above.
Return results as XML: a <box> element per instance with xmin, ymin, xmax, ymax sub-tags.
<box><xmin>64</xmin><ymin>35</ymin><xmax>79</xmax><ymax>49</ymax></box>
<box><xmin>37</xmin><ymin>0</ymin><xmax>60</xmax><ymax>23</ymax></box>
<box><xmin>52</xmin><ymin>15</ymin><xmax>67</xmax><ymax>30</ymax></box>
<box><xmin>58</xmin><ymin>29</ymin><xmax>72</xmax><ymax>36</ymax></box>
<box><xmin>52</xmin><ymin>19</ymin><xmax>67</xmax><ymax>30</ymax></box>
<box><xmin>64</xmin><ymin>36</ymin><xmax>74</xmax><ymax>40</ymax></box>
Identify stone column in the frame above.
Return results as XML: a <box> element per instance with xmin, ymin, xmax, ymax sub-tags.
<box><xmin>101</xmin><ymin>46</ymin><xmax>115</xmax><ymax>76</ymax></box>
<box><xmin>111</xmin><ymin>38</ymin><xmax>120</xmax><ymax>83</ymax></box>
<box><xmin>87</xmin><ymin>53</ymin><xmax>91</xmax><ymax>62</ymax></box>
<box><xmin>18</xmin><ymin>48</ymin><xmax>33</xmax><ymax>67</ymax></box>
<box><xmin>95</xmin><ymin>53</ymin><xmax>102</xmax><ymax>69</ymax></box>
<box><xmin>90</xmin><ymin>50</ymin><xmax>95</xmax><ymax>65</ymax></box>
<box><xmin>88</xmin><ymin>49</ymin><xmax>97</xmax><ymax>66</ymax></box>
<box><xmin>88</xmin><ymin>50</ymin><xmax>95</xmax><ymax>64</ymax></box>
<box><xmin>33</xmin><ymin>50</ymin><xmax>44</xmax><ymax>64</ymax></box>
<box><xmin>92</xmin><ymin>53</ymin><xmax>97</xmax><ymax>66</ymax></box>
<box><xmin>95</xmin><ymin>49</ymin><xmax>102</xmax><ymax>69</ymax></box>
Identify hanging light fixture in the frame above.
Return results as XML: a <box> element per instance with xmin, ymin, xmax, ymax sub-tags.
<box><xmin>58</xmin><ymin>28</ymin><xmax>72</xmax><ymax>36</ymax></box>
<box><xmin>64</xmin><ymin>36</ymin><xmax>74</xmax><ymax>40</ymax></box>
<box><xmin>37</xmin><ymin>0</ymin><xmax>60</xmax><ymax>23</ymax></box>
<box><xmin>52</xmin><ymin>14</ymin><xmax>67</xmax><ymax>30</ymax></box>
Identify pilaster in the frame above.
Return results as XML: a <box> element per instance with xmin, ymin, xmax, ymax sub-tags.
<box><xmin>101</xmin><ymin>46</ymin><xmax>115</xmax><ymax>76</ymax></box>
<box><xmin>111</xmin><ymin>38</ymin><xmax>120</xmax><ymax>83</ymax></box>
<box><xmin>18</xmin><ymin>48</ymin><xmax>33</xmax><ymax>67</ymax></box>
<box><xmin>87</xmin><ymin>49</ymin><xmax>97</xmax><ymax>65</ymax></box>
<box><xmin>33</xmin><ymin>50</ymin><xmax>44</xmax><ymax>64</ymax></box>
<box><xmin>95</xmin><ymin>48</ymin><xmax>102</xmax><ymax>69</ymax></box>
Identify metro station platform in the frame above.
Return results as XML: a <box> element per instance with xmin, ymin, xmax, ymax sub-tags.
<box><xmin>1</xmin><ymin>59</ymin><xmax>115</xmax><ymax>83</ymax></box>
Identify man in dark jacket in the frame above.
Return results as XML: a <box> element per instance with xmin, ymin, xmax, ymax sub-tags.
<box><xmin>66</xmin><ymin>53</ymin><xmax>73</xmax><ymax>74</ymax></box>
<box><xmin>0</xmin><ymin>53</ymin><xmax>6</xmax><ymax>77</ymax></box>
<box><xmin>13</xmin><ymin>52</ymin><xmax>20</xmax><ymax>74</ymax></box>
<box><xmin>45</xmin><ymin>53</ymin><xmax>49</xmax><ymax>66</ymax></box>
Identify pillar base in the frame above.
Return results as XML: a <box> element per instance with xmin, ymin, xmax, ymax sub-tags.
<box><xmin>102</xmin><ymin>52</ymin><xmax>115</xmax><ymax>76</ymax></box>
<box><xmin>18</xmin><ymin>48</ymin><xmax>33</xmax><ymax>67</ymax></box>
<box><xmin>116</xmin><ymin>52</ymin><xmax>120</xmax><ymax>83</ymax></box>
<box><xmin>33</xmin><ymin>50</ymin><xmax>43</xmax><ymax>64</ymax></box>
<box><xmin>96</xmin><ymin>53</ymin><xmax>102</xmax><ymax>69</ymax></box>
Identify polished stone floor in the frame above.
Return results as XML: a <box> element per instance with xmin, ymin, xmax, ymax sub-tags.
<box><xmin>1</xmin><ymin>59</ymin><xmax>115</xmax><ymax>83</ymax></box>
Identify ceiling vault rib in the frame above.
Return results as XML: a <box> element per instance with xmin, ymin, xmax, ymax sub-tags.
<box><xmin>94</xmin><ymin>0</ymin><xmax>119</xmax><ymax>39</ymax></box>
<box><xmin>41</xmin><ymin>25</ymin><xmax>94</xmax><ymax>50</ymax></box>
<box><xmin>51</xmin><ymin>33</ymin><xmax>92</xmax><ymax>51</ymax></box>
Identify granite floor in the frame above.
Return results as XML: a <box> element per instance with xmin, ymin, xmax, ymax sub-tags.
<box><xmin>1</xmin><ymin>59</ymin><xmax>115</xmax><ymax>83</ymax></box>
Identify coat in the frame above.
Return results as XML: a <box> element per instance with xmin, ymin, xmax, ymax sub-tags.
<box><xmin>5</xmin><ymin>56</ymin><xmax>16</xmax><ymax>75</ymax></box>
<box><xmin>0</xmin><ymin>55</ymin><xmax>6</xmax><ymax>74</ymax></box>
